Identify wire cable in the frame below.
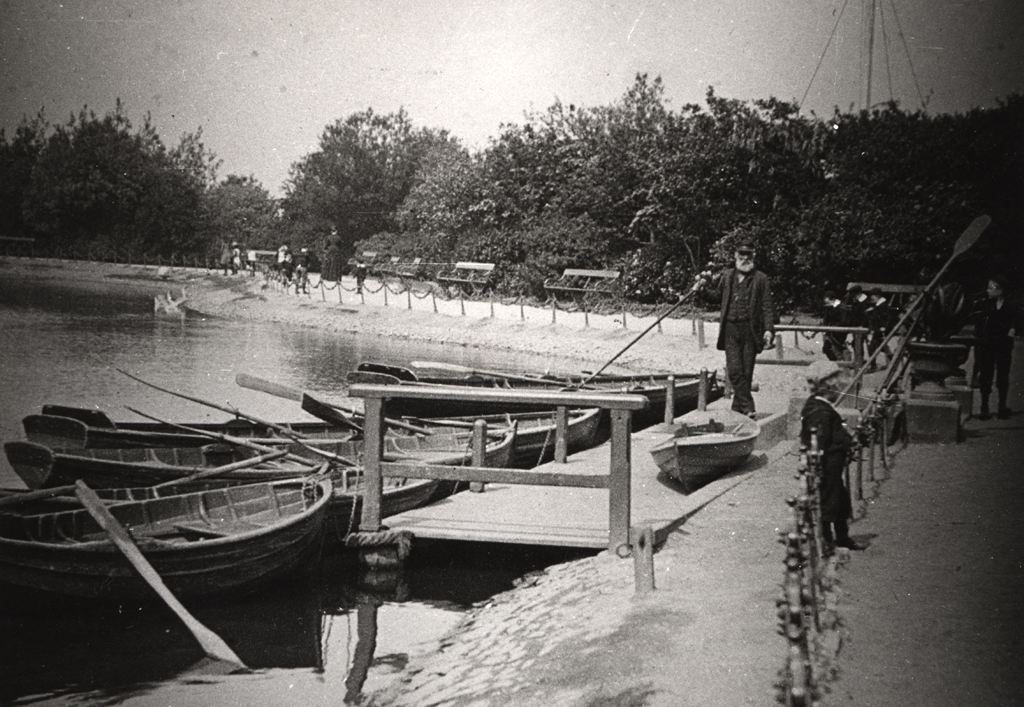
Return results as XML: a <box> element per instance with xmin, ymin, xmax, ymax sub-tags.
<box><xmin>800</xmin><ymin>0</ymin><xmax>854</xmax><ymax>111</ymax></box>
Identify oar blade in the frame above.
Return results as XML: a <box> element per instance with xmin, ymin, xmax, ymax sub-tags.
<box><xmin>235</xmin><ymin>373</ymin><xmax>304</xmax><ymax>402</ymax></box>
<box><xmin>952</xmin><ymin>215</ymin><xmax>990</xmax><ymax>257</ymax></box>
<box><xmin>73</xmin><ymin>480</ymin><xmax>247</xmax><ymax>669</ymax></box>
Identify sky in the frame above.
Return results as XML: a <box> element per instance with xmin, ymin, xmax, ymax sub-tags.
<box><xmin>2</xmin><ymin>0</ymin><xmax>1022</xmax><ymax>197</ymax></box>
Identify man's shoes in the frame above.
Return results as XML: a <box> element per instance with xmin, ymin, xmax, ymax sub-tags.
<box><xmin>998</xmin><ymin>407</ymin><xmax>1012</xmax><ymax>419</ymax></box>
<box><xmin>978</xmin><ymin>411</ymin><xmax>991</xmax><ymax>420</ymax></box>
<box><xmin>746</xmin><ymin>411</ymin><xmax>758</xmax><ymax>420</ymax></box>
<box><xmin>835</xmin><ymin>537</ymin><xmax>863</xmax><ymax>551</ymax></box>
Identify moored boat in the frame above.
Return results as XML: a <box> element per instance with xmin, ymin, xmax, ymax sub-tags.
<box><xmin>649</xmin><ymin>409</ymin><xmax>760</xmax><ymax>493</ymax></box>
<box><xmin>0</xmin><ymin>476</ymin><xmax>332</xmax><ymax>600</ymax></box>
<box><xmin>352</xmin><ymin>362</ymin><xmax>721</xmax><ymax>428</ymax></box>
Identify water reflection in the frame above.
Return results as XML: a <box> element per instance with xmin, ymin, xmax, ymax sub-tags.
<box><xmin>0</xmin><ymin>270</ymin><xmax>595</xmax><ymax>704</ymax></box>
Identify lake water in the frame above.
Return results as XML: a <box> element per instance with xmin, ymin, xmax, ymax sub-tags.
<box><xmin>0</xmin><ymin>267</ymin><xmax>593</xmax><ymax>705</ymax></box>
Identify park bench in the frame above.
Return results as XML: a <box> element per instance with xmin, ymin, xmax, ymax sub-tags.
<box><xmin>346</xmin><ymin>251</ymin><xmax>379</xmax><ymax>276</ymax></box>
<box><xmin>846</xmin><ymin>281</ymin><xmax>925</xmax><ymax>312</ymax></box>
<box><xmin>544</xmin><ymin>268</ymin><xmax>621</xmax><ymax>301</ymax></box>
<box><xmin>436</xmin><ymin>261</ymin><xmax>496</xmax><ymax>295</ymax></box>
<box><xmin>395</xmin><ymin>257</ymin><xmax>425</xmax><ymax>280</ymax></box>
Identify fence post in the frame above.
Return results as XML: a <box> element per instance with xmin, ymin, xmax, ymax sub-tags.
<box><xmin>489</xmin><ymin>292</ymin><xmax>495</xmax><ymax>318</ymax></box>
<box><xmin>608</xmin><ymin>409</ymin><xmax>633</xmax><ymax>555</ymax></box>
<box><xmin>432</xmin><ymin>291</ymin><xmax>437</xmax><ymax>313</ymax></box>
<box><xmin>551</xmin><ymin>299</ymin><xmax>557</xmax><ymax>324</ymax></box>
<box><xmin>776</xmin><ymin>333</ymin><xmax>785</xmax><ymax>360</ymax></box>
<box><xmin>407</xmin><ymin>288</ymin><xmax>412</xmax><ymax>310</ymax></box>
<box><xmin>698</xmin><ymin>369</ymin><xmax>708</xmax><ymax>411</ymax></box>
<box><xmin>554</xmin><ymin>406</ymin><xmax>569</xmax><ymax>463</ymax></box>
<box><xmin>631</xmin><ymin>525</ymin><xmax>655</xmax><ymax>593</ymax></box>
<box><xmin>697</xmin><ymin>318</ymin><xmax>706</xmax><ymax>350</ymax></box>
<box><xmin>664</xmin><ymin>375</ymin><xmax>676</xmax><ymax>424</ymax></box>
<box><xmin>470</xmin><ymin>420</ymin><xmax>487</xmax><ymax>492</ymax></box>
<box><xmin>362</xmin><ymin>397</ymin><xmax>386</xmax><ymax>531</ymax></box>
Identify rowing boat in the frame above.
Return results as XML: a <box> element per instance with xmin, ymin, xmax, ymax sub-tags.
<box><xmin>352</xmin><ymin>362</ymin><xmax>720</xmax><ymax>428</ymax></box>
<box><xmin>410</xmin><ymin>407</ymin><xmax>603</xmax><ymax>467</ymax></box>
<box><xmin>4</xmin><ymin>425</ymin><xmax>518</xmax><ymax>545</ymax></box>
<box><xmin>25</xmin><ymin>405</ymin><xmax>350</xmax><ymax>449</ymax></box>
<box><xmin>0</xmin><ymin>476</ymin><xmax>332</xmax><ymax>600</ymax></box>
<box><xmin>648</xmin><ymin>409</ymin><xmax>760</xmax><ymax>493</ymax></box>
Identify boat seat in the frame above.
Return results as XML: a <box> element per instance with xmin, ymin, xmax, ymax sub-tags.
<box><xmin>172</xmin><ymin>520</ymin><xmax>267</xmax><ymax>539</ymax></box>
<box><xmin>674</xmin><ymin>420</ymin><xmax>725</xmax><ymax>437</ymax></box>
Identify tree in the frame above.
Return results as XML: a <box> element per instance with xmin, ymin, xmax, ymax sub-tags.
<box><xmin>203</xmin><ymin>175</ymin><xmax>279</xmax><ymax>254</ymax></box>
<box><xmin>0</xmin><ymin>112</ymin><xmax>47</xmax><ymax>240</ymax></box>
<box><xmin>281</xmin><ymin>108</ymin><xmax>456</xmax><ymax>258</ymax></box>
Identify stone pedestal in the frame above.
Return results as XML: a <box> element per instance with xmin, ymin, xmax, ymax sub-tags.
<box><xmin>945</xmin><ymin>375</ymin><xmax>974</xmax><ymax>421</ymax></box>
<box><xmin>906</xmin><ymin>397</ymin><xmax>962</xmax><ymax>444</ymax></box>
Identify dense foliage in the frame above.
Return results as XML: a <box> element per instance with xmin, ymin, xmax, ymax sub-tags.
<box><xmin>1</xmin><ymin>79</ymin><xmax>1020</xmax><ymax>311</ymax></box>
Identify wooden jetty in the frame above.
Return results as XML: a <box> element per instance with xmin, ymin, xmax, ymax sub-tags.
<box><xmin>347</xmin><ymin>381</ymin><xmax>762</xmax><ymax>555</ymax></box>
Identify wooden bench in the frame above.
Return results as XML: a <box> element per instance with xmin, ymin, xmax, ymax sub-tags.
<box><xmin>846</xmin><ymin>282</ymin><xmax>925</xmax><ymax>311</ymax></box>
<box><xmin>347</xmin><ymin>251</ymin><xmax>379</xmax><ymax>277</ymax></box>
<box><xmin>544</xmin><ymin>268</ymin><xmax>621</xmax><ymax>301</ymax></box>
<box><xmin>436</xmin><ymin>261</ymin><xmax>496</xmax><ymax>295</ymax></box>
<box><xmin>395</xmin><ymin>257</ymin><xmax>425</xmax><ymax>280</ymax></box>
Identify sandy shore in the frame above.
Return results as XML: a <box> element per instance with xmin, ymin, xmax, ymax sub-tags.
<box><xmin>0</xmin><ymin>257</ymin><xmax>813</xmax><ymax>411</ymax></box>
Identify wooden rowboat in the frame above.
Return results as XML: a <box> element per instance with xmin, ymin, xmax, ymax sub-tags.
<box><xmin>25</xmin><ymin>405</ymin><xmax>350</xmax><ymax>449</ymax></box>
<box><xmin>352</xmin><ymin>362</ymin><xmax>721</xmax><ymax>428</ymax></box>
<box><xmin>4</xmin><ymin>426</ymin><xmax>517</xmax><ymax>545</ymax></box>
<box><xmin>649</xmin><ymin>409</ymin><xmax>760</xmax><ymax>493</ymax></box>
<box><xmin>0</xmin><ymin>476</ymin><xmax>332</xmax><ymax>600</ymax></box>
<box><xmin>410</xmin><ymin>407</ymin><xmax>603</xmax><ymax>468</ymax></box>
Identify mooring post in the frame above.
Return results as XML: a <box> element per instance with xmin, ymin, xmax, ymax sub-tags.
<box><xmin>554</xmin><ymin>406</ymin><xmax>569</xmax><ymax>463</ymax></box>
<box><xmin>664</xmin><ymin>375</ymin><xmax>676</xmax><ymax>424</ymax></box>
<box><xmin>698</xmin><ymin>369</ymin><xmax>708</xmax><ymax>411</ymax></box>
<box><xmin>362</xmin><ymin>397</ymin><xmax>386</xmax><ymax>530</ymax></box>
<box><xmin>470</xmin><ymin>419</ymin><xmax>487</xmax><ymax>492</ymax></box>
<box><xmin>697</xmin><ymin>318</ymin><xmax>706</xmax><ymax>349</ymax></box>
<box><xmin>608</xmin><ymin>409</ymin><xmax>633</xmax><ymax>555</ymax></box>
<box><xmin>631</xmin><ymin>525</ymin><xmax>655</xmax><ymax>593</ymax></box>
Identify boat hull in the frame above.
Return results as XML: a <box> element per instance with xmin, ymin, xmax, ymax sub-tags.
<box><xmin>649</xmin><ymin>410</ymin><xmax>759</xmax><ymax>493</ymax></box>
<box><xmin>0</xmin><ymin>478</ymin><xmax>332</xmax><ymax>600</ymax></box>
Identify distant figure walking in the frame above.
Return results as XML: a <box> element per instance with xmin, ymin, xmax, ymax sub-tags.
<box><xmin>322</xmin><ymin>232</ymin><xmax>342</xmax><ymax>282</ymax></box>
<box><xmin>220</xmin><ymin>243</ymin><xmax>232</xmax><ymax>276</ymax></box>
<box><xmin>974</xmin><ymin>275</ymin><xmax>1021</xmax><ymax>419</ymax></box>
<box><xmin>294</xmin><ymin>248</ymin><xmax>310</xmax><ymax>294</ymax></box>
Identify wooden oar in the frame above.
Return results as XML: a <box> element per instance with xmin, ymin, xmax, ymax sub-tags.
<box><xmin>116</xmin><ymin>369</ymin><xmax>313</xmax><ymax>439</ymax></box>
<box><xmin>74</xmin><ymin>480</ymin><xmax>247</xmax><ymax>669</ymax></box>
<box><xmin>125</xmin><ymin>406</ymin><xmax>357</xmax><ymax>468</ymax></box>
<box><xmin>153</xmin><ymin>450</ymin><xmax>289</xmax><ymax>487</ymax></box>
<box><xmin>579</xmin><ymin>288</ymin><xmax>699</xmax><ymax>386</ymax></box>
<box><xmin>837</xmin><ymin>214</ymin><xmax>990</xmax><ymax>403</ymax></box>
<box><xmin>236</xmin><ymin>373</ymin><xmax>431</xmax><ymax>436</ymax></box>
<box><xmin>0</xmin><ymin>450</ymin><xmax>292</xmax><ymax>507</ymax></box>
<box><xmin>409</xmin><ymin>361</ymin><xmax>562</xmax><ymax>386</ymax></box>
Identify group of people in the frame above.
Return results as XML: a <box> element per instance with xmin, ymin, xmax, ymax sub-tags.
<box><xmin>274</xmin><ymin>244</ymin><xmax>311</xmax><ymax>293</ymax></box>
<box><xmin>821</xmin><ymin>285</ymin><xmax>896</xmax><ymax>366</ymax></box>
<box><xmin>219</xmin><ymin>242</ymin><xmax>258</xmax><ymax>276</ymax></box>
<box><xmin>692</xmin><ymin>240</ymin><xmax>1017</xmax><ymax>554</ymax></box>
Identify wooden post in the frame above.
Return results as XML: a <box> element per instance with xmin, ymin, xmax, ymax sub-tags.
<box><xmin>362</xmin><ymin>397</ymin><xmax>386</xmax><ymax>530</ymax></box>
<box><xmin>853</xmin><ymin>332</ymin><xmax>865</xmax><ymax>370</ymax></box>
<box><xmin>631</xmin><ymin>525</ymin><xmax>655</xmax><ymax>593</ymax></box>
<box><xmin>621</xmin><ymin>304</ymin><xmax>627</xmax><ymax>329</ymax></box>
<box><xmin>776</xmin><ymin>333</ymin><xmax>785</xmax><ymax>359</ymax></box>
<box><xmin>383</xmin><ymin>285</ymin><xmax>389</xmax><ymax>307</ymax></box>
<box><xmin>432</xmin><ymin>291</ymin><xmax>437</xmax><ymax>313</ymax></box>
<box><xmin>460</xmin><ymin>292</ymin><xmax>466</xmax><ymax>316</ymax></box>
<box><xmin>470</xmin><ymin>419</ymin><xmax>487</xmax><ymax>492</ymax></box>
<box><xmin>554</xmin><ymin>406</ymin><xmax>569</xmax><ymax>463</ymax></box>
<box><xmin>697</xmin><ymin>318</ymin><xmax>706</xmax><ymax>349</ymax></box>
<box><xmin>489</xmin><ymin>293</ymin><xmax>495</xmax><ymax>318</ymax></box>
<box><xmin>664</xmin><ymin>375</ymin><xmax>676</xmax><ymax>424</ymax></box>
<box><xmin>551</xmin><ymin>298</ymin><xmax>557</xmax><ymax>324</ymax></box>
<box><xmin>698</xmin><ymin>369</ymin><xmax>708</xmax><ymax>411</ymax></box>
<box><xmin>407</xmin><ymin>289</ymin><xmax>412</xmax><ymax>310</ymax></box>
<box><xmin>608</xmin><ymin>409</ymin><xmax>632</xmax><ymax>554</ymax></box>
<box><xmin>867</xmin><ymin>434</ymin><xmax>876</xmax><ymax>485</ymax></box>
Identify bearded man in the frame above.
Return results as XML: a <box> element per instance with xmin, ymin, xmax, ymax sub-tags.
<box><xmin>695</xmin><ymin>241</ymin><xmax>777</xmax><ymax>417</ymax></box>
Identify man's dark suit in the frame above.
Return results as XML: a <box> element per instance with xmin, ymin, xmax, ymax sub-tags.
<box><xmin>713</xmin><ymin>267</ymin><xmax>776</xmax><ymax>414</ymax></box>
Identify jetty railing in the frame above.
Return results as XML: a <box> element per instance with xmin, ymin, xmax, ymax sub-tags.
<box><xmin>347</xmin><ymin>384</ymin><xmax>649</xmax><ymax>554</ymax></box>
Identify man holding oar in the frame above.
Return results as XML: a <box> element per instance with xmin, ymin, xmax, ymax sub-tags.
<box><xmin>694</xmin><ymin>240</ymin><xmax>777</xmax><ymax>418</ymax></box>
